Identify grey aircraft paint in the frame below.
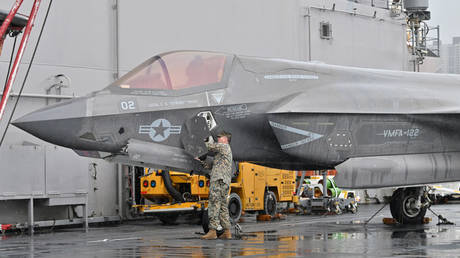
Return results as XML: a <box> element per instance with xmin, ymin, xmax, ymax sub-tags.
<box><xmin>13</xmin><ymin>50</ymin><xmax>460</xmax><ymax>189</ymax></box>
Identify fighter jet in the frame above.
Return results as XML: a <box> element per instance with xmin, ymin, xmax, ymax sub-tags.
<box><xmin>13</xmin><ymin>50</ymin><xmax>460</xmax><ymax>224</ymax></box>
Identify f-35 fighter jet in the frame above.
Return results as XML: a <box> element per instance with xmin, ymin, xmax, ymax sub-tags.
<box><xmin>13</xmin><ymin>50</ymin><xmax>460</xmax><ymax>224</ymax></box>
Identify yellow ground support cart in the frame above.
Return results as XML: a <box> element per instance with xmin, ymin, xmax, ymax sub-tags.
<box><xmin>134</xmin><ymin>162</ymin><xmax>298</xmax><ymax>224</ymax></box>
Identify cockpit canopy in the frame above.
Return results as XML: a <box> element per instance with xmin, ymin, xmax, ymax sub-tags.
<box><xmin>107</xmin><ymin>51</ymin><xmax>232</xmax><ymax>95</ymax></box>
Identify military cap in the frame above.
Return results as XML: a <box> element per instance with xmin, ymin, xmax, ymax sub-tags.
<box><xmin>217</xmin><ymin>131</ymin><xmax>232</xmax><ymax>142</ymax></box>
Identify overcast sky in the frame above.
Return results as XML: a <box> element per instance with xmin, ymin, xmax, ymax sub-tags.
<box><xmin>428</xmin><ymin>0</ymin><xmax>460</xmax><ymax>44</ymax></box>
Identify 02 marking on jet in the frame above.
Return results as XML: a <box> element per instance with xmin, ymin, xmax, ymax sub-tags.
<box><xmin>269</xmin><ymin>121</ymin><xmax>323</xmax><ymax>149</ymax></box>
<box><xmin>120</xmin><ymin>100</ymin><xmax>136</xmax><ymax>111</ymax></box>
<box><xmin>139</xmin><ymin>119</ymin><xmax>181</xmax><ymax>142</ymax></box>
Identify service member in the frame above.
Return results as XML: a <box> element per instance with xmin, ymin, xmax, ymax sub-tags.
<box><xmin>201</xmin><ymin>131</ymin><xmax>233</xmax><ymax>240</ymax></box>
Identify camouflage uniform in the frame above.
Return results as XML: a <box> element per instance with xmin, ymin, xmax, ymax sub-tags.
<box><xmin>205</xmin><ymin>142</ymin><xmax>233</xmax><ymax>230</ymax></box>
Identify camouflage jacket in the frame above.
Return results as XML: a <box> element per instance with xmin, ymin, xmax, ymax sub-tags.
<box><xmin>205</xmin><ymin>142</ymin><xmax>233</xmax><ymax>185</ymax></box>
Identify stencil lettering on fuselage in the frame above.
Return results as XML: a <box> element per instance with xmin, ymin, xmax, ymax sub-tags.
<box><xmin>215</xmin><ymin>104</ymin><xmax>250</xmax><ymax>119</ymax></box>
<box><xmin>263</xmin><ymin>74</ymin><xmax>319</xmax><ymax>81</ymax></box>
<box><xmin>379</xmin><ymin>128</ymin><xmax>420</xmax><ymax>138</ymax></box>
<box><xmin>139</xmin><ymin>119</ymin><xmax>181</xmax><ymax>142</ymax></box>
<box><xmin>269</xmin><ymin>121</ymin><xmax>323</xmax><ymax>150</ymax></box>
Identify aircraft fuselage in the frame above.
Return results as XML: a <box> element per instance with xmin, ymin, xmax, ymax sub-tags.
<box><xmin>13</xmin><ymin>51</ymin><xmax>460</xmax><ymax>187</ymax></box>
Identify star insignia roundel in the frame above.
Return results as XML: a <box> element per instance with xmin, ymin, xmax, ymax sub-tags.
<box><xmin>138</xmin><ymin>118</ymin><xmax>182</xmax><ymax>142</ymax></box>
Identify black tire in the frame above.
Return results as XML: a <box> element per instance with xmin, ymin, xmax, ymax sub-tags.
<box><xmin>259</xmin><ymin>191</ymin><xmax>277</xmax><ymax>217</ymax></box>
<box><xmin>201</xmin><ymin>210</ymin><xmax>224</xmax><ymax>236</ymax></box>
<box><xmin>157</xmin><ymin>213</ymin><xmax>179</xmax><ymax>225</ymax></box>
<box><xmin>389</xmin><ymin>188</ymin><xmax>403</xmax><ymax>219</ymax></box>
<box><xmin>228</xmin><ymin>193</ymin><xmax>242</xmax><ymax>223</ymax></box>
<box><xmin>390</xmin><ymin>187</ymin><xmax>427</xmax><ymax>224</ymax></box>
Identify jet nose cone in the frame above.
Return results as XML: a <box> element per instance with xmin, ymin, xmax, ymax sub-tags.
<box><xmin>12</xmin><ymin>109</ymin><xmax>45</xmax><ymax>126</ymax></box>
<box><xmin>12</xmin><ymin>112</ymin><xmax>57</xmax><ymax>139</ymax></box>
<box><xmin>13</xmin><ymin>112</ymin><xmax>65</xmax><ymax>146</ymax></box>
<box><xmin>16</xmin><ymin>98</ymin><xmax>87</xmax><ymax>123</ymax></box>
<box><xmin>12</xmin><ymin>114</ymin><xmax>43</xmax><ymax>136</ymax></box>
<box><xmin>12</xmin><ymin>98</ymin><xmax>87</xmax><ymax>146</ymax></box>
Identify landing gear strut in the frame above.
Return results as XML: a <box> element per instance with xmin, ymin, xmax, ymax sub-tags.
<box><xmin>390</xmin><ymin>187</ymin><xmax>430</xmax><ymax>224</ymax></box>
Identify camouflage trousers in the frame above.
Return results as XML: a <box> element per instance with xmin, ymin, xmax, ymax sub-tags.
<box><xmin>208</xmin><ymin>179</ymin><xmax>231</xmax><ymax>230</ymax></box>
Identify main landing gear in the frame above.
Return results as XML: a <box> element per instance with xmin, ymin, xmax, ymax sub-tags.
<box><xmin>390</xmin><ymin>187</ymin><xmax>431</xmax><ymax>224</ymax></box>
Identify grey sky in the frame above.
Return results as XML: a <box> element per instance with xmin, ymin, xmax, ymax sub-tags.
<box><xmin>428</xmin><ymin>0</ymin><xmax>460</xmax><ymax>44</ymax></box>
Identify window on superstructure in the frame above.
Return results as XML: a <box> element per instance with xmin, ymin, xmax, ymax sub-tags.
<box><xmin>320</xmin><ymin>21</ymin><xmax>332</xmax><ymax>40</ymax></box>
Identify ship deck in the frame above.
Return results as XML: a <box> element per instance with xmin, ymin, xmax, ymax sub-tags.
<box><xmin>1</xmin><ymin>204</ymin><xmax>459</xmax><ymax>257</ymax></box>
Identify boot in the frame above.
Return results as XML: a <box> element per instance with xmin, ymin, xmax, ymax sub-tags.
<box><xmin>201</xmin><ymin>229</ymin><xmax>217</xmax><ymax>240</ymax></box>
<box><xmin>219</xmin><ymin>229</ymin><xmax>232</xmax><ymax>239</ymax></box>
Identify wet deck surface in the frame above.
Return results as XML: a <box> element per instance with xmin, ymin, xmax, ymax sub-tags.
<box><xmin>1</xmin><ymin>204</ymin><xmax>460</xmax><ymax>257</ymax></box>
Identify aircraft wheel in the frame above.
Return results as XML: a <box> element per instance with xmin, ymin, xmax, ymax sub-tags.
<box><xmin>390</xmin><ymin>187</ymin><xmax>427</xmax><ymax>224</ymax></box>
<box><xmin>228</xmin><ymin>193</ymin><xmax>242</xmax><ymax>223</ymax></box>
<box><xmin>260</xmin><ymin>191</ymin><xmax>277</xmax><ymax>217</ymax></box>
<box><xmin>157</xmin><ymin>213</ymin><xmax>179</xmax><ymax>225</ymax></box>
